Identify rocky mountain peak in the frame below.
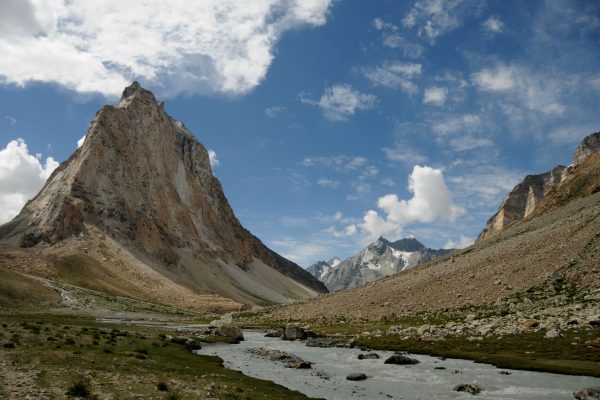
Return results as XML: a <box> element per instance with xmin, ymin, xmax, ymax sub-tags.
<box><xmin>573</xmin><ymin>131</ymin><xmax>600</xmax><ymax>166</ymax></box>
<box><xmin>0</xmin><ymin>82</ymin><xmax>327</xmax><ymax>305</ymax></box>
<box><xmin>390</xmin><ymin>237</ymin><xmax>425</xmax><ymax>252</ymax></box>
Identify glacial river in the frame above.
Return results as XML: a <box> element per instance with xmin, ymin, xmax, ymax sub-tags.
<box><xmin>196</xmin><ymin>330</ymin><xmax>600</xmax><ymax>400</ymax></box>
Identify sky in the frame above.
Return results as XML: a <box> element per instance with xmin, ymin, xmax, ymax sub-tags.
<box><xmin>0</xmin><ymin>0</ymin><xmax>599</xmax><ymax>267</ymax></box>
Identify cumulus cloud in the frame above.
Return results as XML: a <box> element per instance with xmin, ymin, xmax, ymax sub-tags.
<box><xmin>363</xmin><ymin>62</ymin><xmax>422</xmax><ymax>95</ymax></box>
<box><xmin>300</xmin><ymin>85</ymin><xmax>376</xmax><ymax>121</ymax></box>
<box><xmin>472</xmin><ymin>66</ymin><xmax>515</xmax><ymax>91</ymax></box>
<box><xmin>351</xmin><ymin>165</ymin><xmax>464</xmax><ymax>242</ymax></box>
<box><xmin>483</xmin><ymin>17</ymin><xmax>503</xmax><ymax>33</ymax></box>
<box><xmin>0</xmin><ymin>0</ymin><xmax>333</xmax><ymax>97</ymax></box>
<box><xmin>423</xmin><ymin>86</ymin><xmax>448</xmax><ymax>104</ymax></box>
<box><xmin>0</xmin><ymin>138</ymin><xmax>59</xmax><ymax>223</ymax></box>
<box><xmin>208</xmin><ymin>149</ymin><xmax>220</xmax><ymax>167</ymax></box>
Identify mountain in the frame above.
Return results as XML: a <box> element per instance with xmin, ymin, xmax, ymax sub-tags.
<box><xmin>307</xmin><ymin>237</ymin><xmax>453</xmax><ymax>291</ymax></box>
<box><xmin>269</xmin><ymin>130</ymin><xmax>600</xmax><ymax>320</ymax></box>
<box><xmin>477</xmin><ymin>131</ymin><xmax>600</xmax><ymax>242</ymax></box>
<box><xmin>0</xmin><ymin>82</ymin><xmax>327</xmax><ymax>308</ymax></box>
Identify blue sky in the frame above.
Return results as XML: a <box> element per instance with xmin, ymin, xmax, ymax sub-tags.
<box><xmin>0</xmin><ymin>0</ymin><xmax>599</xmax><ymax>266</ymax></box>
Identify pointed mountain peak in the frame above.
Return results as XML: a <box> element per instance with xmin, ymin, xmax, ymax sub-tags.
<box><xmin>373</xmin><ymin>236</ymin><xmax>391</xmax><ymax>247</ymax></box>
<box><xmin>118</xmin><ymin>81</ymin><xmax>159</xmax><ymax>108</ymax></box>
<box><xmin>390</xmin><ymin>237</ymin><xmax>425</xmax><ymax>252</ymax></box>
<box><xmin>327</xmin><ymin>257</ymin><xmax>342</xmax><ymax>268</ymax></box>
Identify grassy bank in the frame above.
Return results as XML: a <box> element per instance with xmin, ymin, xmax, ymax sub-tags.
<box><xmin>0</xmin><ymin>313</ymin><xmax>316</xmax><ymax>399</ymax></box>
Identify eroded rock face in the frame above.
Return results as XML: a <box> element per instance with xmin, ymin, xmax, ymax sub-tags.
<box><xmin>574</xmin><ymin>132</ymin><xmax>600</xmax><ymax>166</ymax></box>
<box><xmin>477</xmin><ymin>131</ymin><xmax>600</xmax><ymax>243</ymax></box>
<box><xmin>0</xmin><ymin>82</ymin><xmax>327</xmax><ymax>304</ymax></box>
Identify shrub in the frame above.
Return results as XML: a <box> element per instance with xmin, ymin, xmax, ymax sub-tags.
<box><xmin>66</xmin><ymin>380</ymin><xmax>91</xmax><ymax>398</ymax></box>
<box><xmin>64</xmin><ymin>337</ymin><xmax>76</xmax><ymax>345</ymax></box>
<box><xmin>157</xmin><ymin>382</ymin><xmax>169</xmax><ymax>392</ymax></box>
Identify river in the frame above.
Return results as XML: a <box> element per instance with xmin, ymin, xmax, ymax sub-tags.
<box><xmin>196</xmin><ymin>330</ymin><xmax>600</xmax><ymax>400</ymax></box>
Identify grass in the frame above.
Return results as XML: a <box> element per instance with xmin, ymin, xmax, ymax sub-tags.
<box><xmin>0</xmin><ymin>313</ymin><xmax>315</xmax><ymax>399</ymax></box>
<box><xmin>354</xmin><ymin>328</ymin><xmax>600</xmax><ymax>377</ymax></box>
<box><xmin>0</xmin><ymin>266</ymin><xmax>59</xmax><ymax>309</ymax></box>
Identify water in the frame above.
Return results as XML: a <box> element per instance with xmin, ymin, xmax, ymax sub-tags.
<box><xmin>196</xmin><ymin>330</ymin><xmax>600</xmax><ymax>400</ymax></box>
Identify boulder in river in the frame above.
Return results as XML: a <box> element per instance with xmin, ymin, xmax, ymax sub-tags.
<box><xmin>264</xmin><ymin>329</ymin><xmax>283</xmax><ymax>338</ymax></box>
<box><xmin>453</xmin><ymin>384</ymin><xmax>482</xmax><ymax>395</ymax></box>
<box><xmin>346</xmin><ymin>373</ymin><xmax>368</xmax><ymax>381</ymax></box>
<box><xmin>573</xmin><ymin>387</ymin><xmax>600</xmax><ymax>400</ymax></box>
<box><xmin>216</xmin><ymin>323</ymin><xmax>244</xmax><ymax>341</ymax></box>
<box><xmin>358</xmin><ymin>353</ymin><xmax>380</xmax><ymax>360</ymax></box>
<box><xmin>384</xmin><ymin>354</ymin><xmax>420</xmax><ymax>365</ymax></box>
<box><xmin>284</xmin><ymin>323</ymin><xmax>306</xmax><ymax>340</ymax></box>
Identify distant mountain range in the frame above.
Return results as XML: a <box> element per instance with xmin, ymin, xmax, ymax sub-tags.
<box><xmin>307</xmin><ymin>237</ymin><xmax>453</xmax><ymax>291</ymax></box>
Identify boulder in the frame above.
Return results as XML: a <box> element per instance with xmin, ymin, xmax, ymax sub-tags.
<box><xmin>573</xmin><ymin>387</ymin><xmax>600</xmax><ymax>400</ymax></box>
<box><xmin>522</xmin><ymin>319</ymin><xmax>539</xmax><ymax>329</ymax></box>
<box><xmin>358</xmin><ymin>353</ymin><xmax>380</xmax><ymax>360</ymax></box>
<box><xmin>264</xmin><ymin>329</ymin><xmax>283</xmax><ymax>338</ymax></box>
<box><xmin>346</xmin><ymin>373</ymin><xmax>368</xmax><ymax>381</ymax></box>
<box><xmin>284</xmin><ymin>323</ymin><xmax>306</xmax><ymax>340</ymax></box>
<box><xmin>545</xmin><ymin>328</ymin><xmax>562</xmax><ymax>338</ymax></box>
<box><xmin>216</xmin><ymin>323</ymin><xmax>244</xmax><ymax>341</ymax></box>
<box><xmin>453</xmin><ymin>384</ymin><xmax>482</xmax><ymax>395</ymax></box>
<box><xmin>290</xmin><ymin>361</ymin><xmax>312</xmax><ymax>369</ymax></box>
<box><xmin>384</xmin><ymin>354</ymin><xmax>420</xmax><ymax>365</ymax></box>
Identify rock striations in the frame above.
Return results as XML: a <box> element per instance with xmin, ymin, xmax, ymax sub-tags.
<box><xmin>307</xmin><ymin>237</ymin><xmax>452</xmax><ymax>291</ymax></box>
<box><xmin>477</xmin><ymin>131</ymin><xmax>600</xmax><ymax>242</ymax></box>
<box><xmin>0</xmin><ymin>82</ymin><xmax>327</xmax><ymax>306</ymax></box>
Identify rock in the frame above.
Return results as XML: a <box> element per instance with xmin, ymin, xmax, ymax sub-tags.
<box><xmin>169</xmin><ymin>336</ymin><xmax>201</xmax><ymax>351</ymax></box>
<box><xmin>545</xmin><ymin>328</ymin><xmax>562</xmax><ymax>338</ymax></box>
<box><xmin>453</xmin><ymin>384</ymin><xmax>482</xmax><ymax>395</ymax></box>
<box><xmin>573</xmin><ymin>387</ymin><xmax>600</xmax><ymax>400</ymax></box>
<box><xmin>498</xmin><ymin>371</ymin><xmax>512</xmax><ymax>375</ymax></box>
<box><xmin>216</xmin><ymin>323</ymin><xmax>244</xmax><ymax>341</ymax></box>
<box><xmin>384</xmin><ymin>354</ymin><xmax>420</xmax><ymax>365</ymax></box>
<box><xmin>358</xmin><ymin>353</ymin><xmax>380</xmax><ymax>360</ymax></box>
<box><xmin>264</xmin><ymin>329</ymin><xmax>283</xmax><ymax>338</ymax></box>
<box><xmin>573</xmin><ymin>131</ymin><xmax>600</xmax><ymax>166</ymax></box>
<box><xmin>284</xmin><ymin>323</ymin><xmax>306</xmax><ymax>340</ymax></box>
<box><xmin>305</xmin><ymin>337</ymin><xmax>344</xmax><ymax>348</ymax></box>
<box><xmin>522</xmin><ymin>319</ymin><xmax>539</xmax><ymax>329</ymax></box>
<box><xmin>290</xmin><ymin>361</ymin><xmax>311</xmax><ymax>369</ymax></box>
<box><xmin>346</xmin><ymin>373</ymin><xmax>368</xmax><ymax>381</ymax></box>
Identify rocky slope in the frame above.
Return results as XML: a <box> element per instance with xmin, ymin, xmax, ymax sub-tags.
<box><xmin>268</xmin><ymin>130</ymin><xmax>600</xmax><ymax>320</ymax></box>
<box><xmin>307</xmin><ymin>237</ymin><xmax>452</xmax><ymax>291</ymax></box>
<box><xmin>477</xmin><ymin>131</ymin><xmax>599</xmax><ymax>242</ymax></box>
<box><xmin>0</xmin><ymin>82</ymin><xmax>326</xmax><ymax>308</ymax></box>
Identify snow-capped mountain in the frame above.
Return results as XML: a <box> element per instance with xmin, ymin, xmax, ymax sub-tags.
<box><xmin>306</xmin><ymin>257</ymin><xmax>342</xmax><ymax>280</ymax></box>
<box><xmin>307</xmin><ymin>237</ymin><xmax>453</xmax><ymax>292</ymax></box>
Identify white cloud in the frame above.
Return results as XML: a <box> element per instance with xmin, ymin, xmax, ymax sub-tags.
<box><xmin>444</xmin><ymin>234</ymin><xmax>474</xmax><ymax>249</ymax></box>
<box><xmin>432</xmin><ymin>114</ymin><xmax>481</xmax><ymax>136</ymax></box>
<box><xmin>354</xmin><ymin>165</ymin><xmax>464</xmax><ymax>242</ymax></box>
<box><xmin>0</xmin><ymin>0</ymin><xmax>333</xmax><ymax>97</ymax></box>
<box><xmin>363</xmin><ymin>62</ymin><xmax>422</xmax><ymax>94</ymax></box>
<box><xmin>0</xmin><ymin>138</ymin><xmax>59</xmax><ymax>224</ymax></box>
<box><xmin>448</xmin><ymin>136</ymin><xmax>494</xmax><ymax>151</ymax></box>
<box><xmin>264</xmin><ymin>106</ymin><xmax>284</xmax><ymax>118</ymax></box>
<box><xmin>372</xmin><ymin>18</ymin><xmax>425</xmax><ymax>58</ymax></box>
<box><xmin>402</xmin><ymin>0</ymin><xmax>476</xmax><ymax>44</ymax></box>
<box><xmin>472</xmin><ymin>64</ymin><xmax>567</xmax><ymax>115</ymax></box>
<box><xmin>316</xmin><ymin>178</ymin><xmax>339</xmax><ymax>188</ymax></box>
<box><xmin>270</xmin><ymin>237</ymin><xmax>331</xmax><ymax>266</ymax></box>
<box><xmin>301</xmin><ymin>155</ymin><xmax>368</xmax><ymax>171</ymax></box>
<box><xmin>77</xmin><ymin>135</ymin><xmax>86</xmax><ymax>148</ymax></box>
<box><xmin>423</xmin><ymin>86</ymin><xmax>448</xmax><ymax>105</ymax></box>
<box><xmin>301</xmin><ymin>84</ymin><xmax>376</xmax><ymax>121</ymax></box>
<box><xmin>382</xmin><ymin>141</ymin><xmax>428</xmax><ymax>164</ymax></box>
<box><xmin>483</xmin><ymin>17</ymin><xmax>503</xmax><ymax>33</ymax></box>
<box><xmin>4</xmin><ymin>115</ymin><xmax>17</xmax><ymax>125</ymax></box>
<box><xmin>208</xmin><ymin>149</ymin><xmax>220</xmax><ymax>167</ymax></box>
<box><xmin>472</xmin><ymin>66</ymin><xmax>515</xmax><ymax>91</ymax></box>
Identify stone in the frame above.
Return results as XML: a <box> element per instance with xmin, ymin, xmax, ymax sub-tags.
<box><xmin>384</xmin><ymin>354</ymin><xmax>420</xmax><ymax>365</ymax></box>
<box><xmin>522</xmin><ymin>319</ymin><xmax>539</xmax><ymax>329</ymax></box>
<box><xmin>545</xmin><ymin>328</ymin><xmax>562</xmax><ymax>338</ymax></box>
<box><xmin>573</xmin><ymin>387</ymin><xmax>600</xmax><ymax>400</ymax></box>
<box><xmin>346</xmin><ymin>373</ymin><xmax>368</xmax><ymax>381</ymax></box>
<box><xmin>264</xmin><ymin>330</ymin><xmax>283</xmax><ymax>338</ymax></box>
<box><xmin>284</xmin><ymin>324</ymin><xmax>306</xmax><ymax>340</ymax></box>
<box><xmin>453</xmin><ymin>384</ymin><xmax>483</xmax><ymax>395</ymax></box>
<box><xmin>290</xmin><ymin>361</ymin><xmax>311</xmax><ymax>369</ymax></box>
<box><xmin>216</xmin><ymin>323</ymin><xmax>244</xmax><ymax>341</ymax></box>
<box><xmin>357</xmin><ymin>353</ymin><xmax>380</xmax><ymax>360</ymax></box>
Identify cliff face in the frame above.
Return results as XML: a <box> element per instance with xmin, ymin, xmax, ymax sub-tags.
<box><xmin>0</xmin><ymin>82</ymin><xmax>327</xmax><ymax>305</ymax></box>
<box><xmin>477</xmin><ymin>131</ymin><xmax>599</xmax><ymax>242</ymax></box>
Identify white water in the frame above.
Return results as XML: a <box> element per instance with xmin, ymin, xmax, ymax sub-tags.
<box><xmin>197</xmin><ymin>331</ymin><xmax>600</xmax><ymax>400</ymax></box>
